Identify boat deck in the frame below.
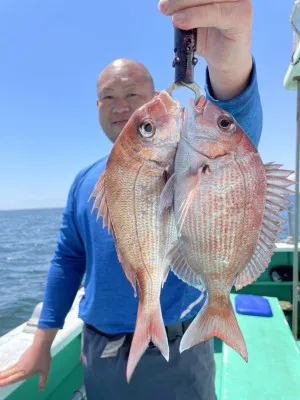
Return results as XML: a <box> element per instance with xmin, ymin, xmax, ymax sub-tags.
<box><xmin>1</xmin><ymin>291</ymin><xmax>300</xmax><ymax>399</ymax></box>
<box><xmin>214</xmin><ymin>295</ymin><xmax>300</xmax><ymax>399</ymax></box>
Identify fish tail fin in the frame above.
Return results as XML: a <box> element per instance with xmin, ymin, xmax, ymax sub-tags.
<box><xmin>126</xmin><ymin>303</ymin><xmax>169</xmax><ymax>383</ymax></box>
<box><xmin>180</xmin><ymin>300</ymin><xmax>248</xmax><ymax>362</ymax></box>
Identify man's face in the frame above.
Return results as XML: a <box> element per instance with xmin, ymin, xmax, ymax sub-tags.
<box><xmin>97</xmin><ymin>64</ymin><xmax>155</xmax><ymax>142</ymax></box>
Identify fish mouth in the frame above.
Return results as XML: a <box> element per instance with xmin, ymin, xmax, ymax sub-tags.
<box><xmin>190</xmin><ymin>95</ymin><xmax>207</xmax><ymax>114</ymax></box>
<box><xmin>160</xmin><ymin>90</ymin><xmax>181</xmax><ymax>113</ymax></box>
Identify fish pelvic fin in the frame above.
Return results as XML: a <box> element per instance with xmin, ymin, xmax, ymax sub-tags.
<box><xmin>168</xmin><ymin>240</ymin><xmax>204</xmax><ymax>290</ymax></box>
<box><xmin>180</xmin><ymin>300</ymin><xmax>248</xmax><ymax>362</ymax></box>
<box><xmin>159</xmin><ymin>173</ymin><xmax>176</xmax><ymax>214</ymax></box>
<box><xmin>177</xmin><ymin>166</ymin><xmax>206</xmax><ymax>234</ymax></box>
<box><xmin>126</xmin><ymin>303</ymin><xmax>169</xmax><ymax>383</ymax></box>
<box><xmin>234</xmin><ymin>162</ymin><xmax>295</xmax><ymax>290</ymax></box>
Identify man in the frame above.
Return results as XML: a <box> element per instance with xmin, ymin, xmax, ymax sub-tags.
<box><xmin>0</xmin><ymin>1</ymin><xmax>262</xmax><ymax>399</ymax></box>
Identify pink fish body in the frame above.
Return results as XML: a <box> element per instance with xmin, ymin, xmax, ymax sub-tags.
<box><xmin>89</xmin><ymin>91</ymin><xmax>181</xmax><ymax>382</ymax></box>
<box><xmin>160</xmin><ymin>96</ymin><xmax>294</xmax><ymax>360</ymax></box>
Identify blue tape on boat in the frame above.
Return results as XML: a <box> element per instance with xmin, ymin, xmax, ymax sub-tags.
<box><xmin>234</xmin><ymin>294</ymin><xmax>273</xmax><ymax>317</ymax></box>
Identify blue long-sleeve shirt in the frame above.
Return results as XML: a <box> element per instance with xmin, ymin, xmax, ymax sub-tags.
<box><xmin>38</xmin><ymin>61</ymin><xmax>263</xmax><ymax>334</ymax></box>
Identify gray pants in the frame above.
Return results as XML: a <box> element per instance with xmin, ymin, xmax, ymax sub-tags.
<box><xmin>81</xmin><ymin>323</ymin><xmax>217</xmax><ymax>400</ymax></box>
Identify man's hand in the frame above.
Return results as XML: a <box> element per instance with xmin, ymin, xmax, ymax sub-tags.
<box><xmin>0</xmin><ymin>344</ymin><xmax>51</xmax><ymax>391</ymax></box>
<box><xmin>0</xmin><ymin>328</ymin><xmax>57</xmax><ymax>391</ymax></box>
<box><xmin>158</xmin><ymin>0</ymin><xmax>254</xmax><ymax>100</ymax></box>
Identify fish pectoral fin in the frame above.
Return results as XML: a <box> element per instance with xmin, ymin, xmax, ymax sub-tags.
<box><xmin>177</xmin><ymin>167</ymin><xmax>204</xmax><ymax>234</ymax></box>
<box><xmin>168</xmin><ymin>240</ymin><xmax>203</xmax><ymax>291</ymax></box>
<box><xmin>161</xmin><ymin>267</ymin><xmax>171</xmax><ymax>288</ymax></box>
<box><xmin>234</xmin><ymin>162</ymin><xmax>294</xmax><ymax>290</ymax></box>
<box><xmin>159</xmin><ymin>173</ymin><xmax>176</xmax><ymax>214</ymax></box>
<box><xmin>88</xmin><ymin>171</ymin><xmax>114</xmax><ymax>234</ymax></box>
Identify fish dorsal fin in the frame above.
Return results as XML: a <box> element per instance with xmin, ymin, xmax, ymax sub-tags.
<box><xmin>159</xmin><ymin>173</ymin><xmax>176</xmax><ymax>214</ymax></box>
<box><xmin>89</xmin><ymin>171</ymin><xmax>113</xmax><ymax>233</ymax></box>
<box><xmin>234</xmin><ymin>163</ymin><xmax>294</xmax><ymax>290</ymax></box>
<box><xmin>89</xmin><ymin>171</ymin><xmax>137</xmax><ymax>296</ymax></box>
<box><xmin>167</xmin><ymin>240</ymin><xmax>204</xmax><ymax>291</ymax></box>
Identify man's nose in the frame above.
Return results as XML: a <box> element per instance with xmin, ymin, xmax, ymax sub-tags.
<box><xmin>113</xmin><ymin>98</ymin><xmax>130</xmax><ymax>112</ymax></box>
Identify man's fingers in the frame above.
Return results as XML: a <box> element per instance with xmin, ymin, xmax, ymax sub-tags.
<box><xmin>170</xmin><ymin>2</ymin><xmax>251</xmax><ymax>31</ymax></box>
<box><xmin>0</xmin><ymin>365</ymin><xmax>19</xmax><ymax>379</ymax></box>
<box><xmin>0</xmin><ymin>366</ymin><xmax>49</xmax><ymax>391</ymax></box>
<box><xmin>0</xmin><ymin>371</ymin><xmax>26</xmax><ymax>387</ymax></box>
<box><xmin>38</xmin><ymin>373</ymin><xmax>48</xmax><ymax>391</ymax></box>
<box><xmin>158</xmin><ymin>0</ymin><xmax>240</xmax><ymax>15</ymax></box>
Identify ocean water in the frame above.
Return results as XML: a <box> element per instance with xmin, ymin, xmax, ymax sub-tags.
<box><xmin>0</xmin><ymin>196</ymin><xmax>299</xmax><ymax>337</ymax></box>
<box><xmin>0</xmin><ymin>208</ymin><xmax>63</xmax><ymax>337</ymax></box>
<box><xmin>278</xmin><ymin>195</ymin><xmax>299</xmax><ymax>239</ymax></box>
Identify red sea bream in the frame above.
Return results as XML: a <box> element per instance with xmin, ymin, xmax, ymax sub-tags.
<box><xmin>160</xmin><ymin>96</ymin><xmax>294</xmax><ymax>360</ymax></box>
<box><xmin>89</xmin><ymin>91</ymin><xmax>181</xmax><ymax>382</ymax></box>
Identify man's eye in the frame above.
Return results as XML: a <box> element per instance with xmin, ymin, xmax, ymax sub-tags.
<box><xmin>127</xmin><ymin>93</ymin><xmax>137</xmax><ymax>97</ymax></box>
<box><xmin>103</xmin><ymin>95</ymin><xmax>113</xmax><ymax>100</ymax></box>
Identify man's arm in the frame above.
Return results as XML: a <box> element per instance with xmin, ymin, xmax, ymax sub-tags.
<box><xmin>204</xmin><ymin>58</ymin><xmax>263</xmax><ymax>149</ymax></box>
<box><xmin>0</xmin><ymin>175</ymin><xmax>86</xmax><ymax>391</ymax></box>
<box><xmin>38</xmin><ymin>176</ymin><xmax>86</xmax><ymax>330</ymax></box>
<box><xmin>158</xmin><ymin>0</ymin><xmax>262</xmax><ymax>147</ymax></box>
<box><xmin>159</xmin><ymin>0</ymin><xmax>254</xmax><ymax>97</ymax></box>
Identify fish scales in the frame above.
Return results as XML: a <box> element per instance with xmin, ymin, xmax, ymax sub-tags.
<box><xmin>159</xmin><ymin>96</ymin><xmax>294</xmax><ymax>362</ymax></box>
<box><xmin>106</xmin><ymin>157</ymin><xmax>165</xmax><ymax>302</ymax></box>
<box><xmin>89</xmin><ymin>91</ymin><xmax>181</xmax><ymax>382</ymax></box>
<box><xmin>177</xmin><ymin>155</ymin><xmax>255</xmax><ymax>287</ymax></box>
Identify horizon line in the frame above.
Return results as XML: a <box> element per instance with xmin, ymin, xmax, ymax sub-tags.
<box><xmin>0</xmin><ymin>206</ymin><xmax>65</xmax><ymax>212</ymax></box>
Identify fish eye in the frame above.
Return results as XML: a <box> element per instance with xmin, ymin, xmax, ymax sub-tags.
<box><xmin>217</xmin><ymin>115</ymin><xmax>235</xmax><ymax>132</ymax></box>
<box><xmin>138</xmin><ymin>120</ymin><xmax>156</xmax><ymax>138</ymax></box>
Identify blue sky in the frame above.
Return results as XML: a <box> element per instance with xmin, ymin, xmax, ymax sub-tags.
<box><xmin>0</xmin><ymin>0</ymin><xmax>298</xmax><ymax>210</ymax></box>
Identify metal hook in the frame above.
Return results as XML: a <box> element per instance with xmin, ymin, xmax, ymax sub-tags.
<box><xmin>166</xmin><ymin>81</ymin><xmax>202</xmax><ymax>103</ymax></box>
<box><xmin>166</xmin><ymin>27</ymin><xmax>203</xmax><ymax>103</ymax></box>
